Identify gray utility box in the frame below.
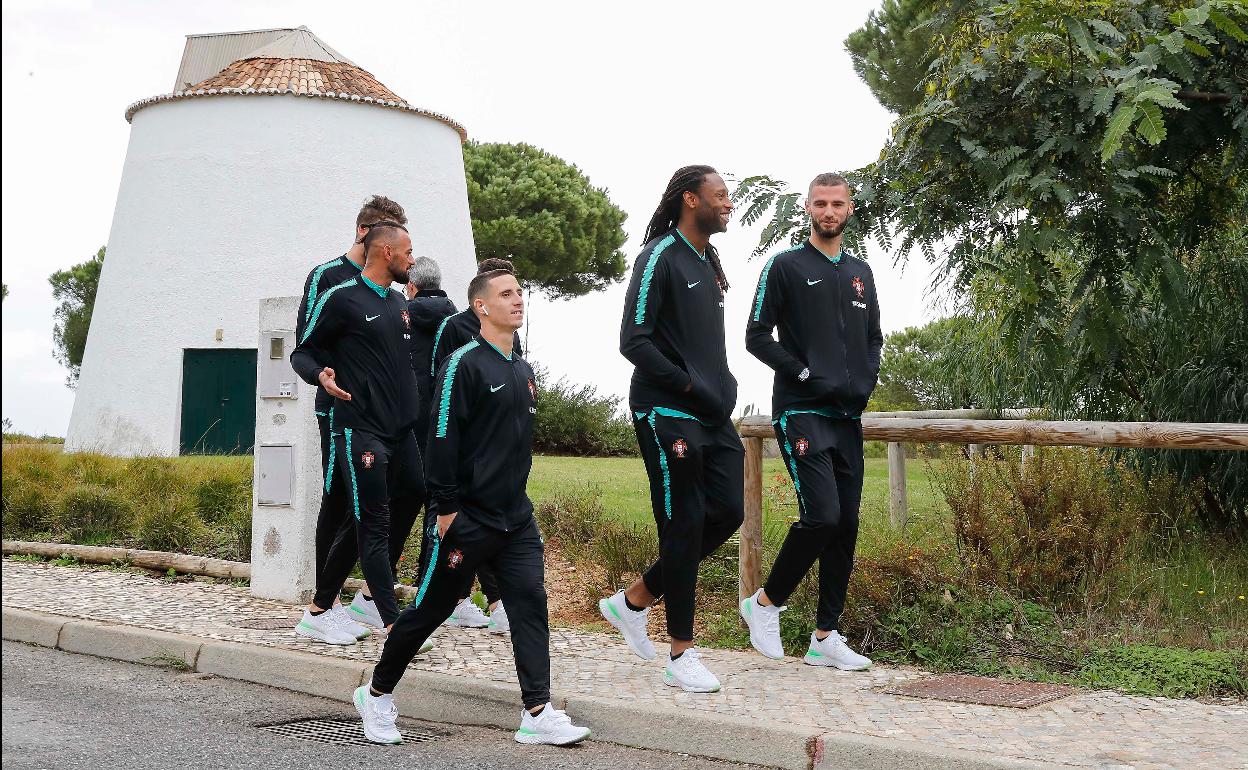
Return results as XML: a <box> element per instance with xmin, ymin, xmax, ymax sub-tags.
<box><xmin>259</xmin><ymin>329</ymin><xmax>298</xmax><ymax>399</ymax></box>
<box><xmin>255</xmin><ymin>443</ymin><xmax>294</xmax><ymax>506</ymax></box>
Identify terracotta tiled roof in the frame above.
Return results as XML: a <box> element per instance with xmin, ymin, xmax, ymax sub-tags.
<box><xmin>190</xmin><ymin>58</ymin><xmax>403</xmax><ymax>101</ymax></box>
<box><xmin>126</xmin><ymin>28</ymin><xmax>466</xmax><ymax>140</ymax></box>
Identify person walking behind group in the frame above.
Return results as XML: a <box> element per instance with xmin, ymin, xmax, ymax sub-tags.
<box><xmin>739</xmin><ymin>173</ymin><xmax>881</xmax><ymax>671</ymax></box>
<box><xmin>291</xmin><ymin>222</ymin><xmax>426</xmax><ymax>637</ymax></box>
<box><xmin>600</xmin><ymin>165</ymin><xmax>743</xmax><ymax>694</ymax></box>
<box><xmin>424</xmin><ymin>258</ymin><xmax>525</xmax><ymax>634</ymax></box>
<box><xmin>292</xmin><ymin>196</ymin><xmax>408</xmax><ymax>646</ymax></box>
<box><xmin>353</xmin><ymin>263</ymin><xmax>591</xmax><ymax>747</ymax></box>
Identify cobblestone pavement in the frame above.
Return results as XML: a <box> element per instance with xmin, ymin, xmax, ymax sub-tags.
<box><xmin>4</xmin><ymin>559</ymin><xmax>1245</xmax><ymax>769</ymax></box>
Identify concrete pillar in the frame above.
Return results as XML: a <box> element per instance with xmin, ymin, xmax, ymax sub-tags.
<box><xmin>250</xmin><ymin>296</ymin><xmax>322</xmax><ymax>603</ymax></box>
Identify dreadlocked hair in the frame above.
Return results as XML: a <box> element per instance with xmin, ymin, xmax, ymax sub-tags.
<box><xmin>642</xmin><ymin>164</ymin><xmax>730</xmax><ymax>291</ymax></box>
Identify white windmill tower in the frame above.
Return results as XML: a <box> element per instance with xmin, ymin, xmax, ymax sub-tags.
<box><xmin>66</xmin><ymin>26</ymin><xmax>475</xmax><ymax>457</ymax></box>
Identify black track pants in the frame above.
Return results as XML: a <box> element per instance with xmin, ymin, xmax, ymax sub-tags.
<box><xmin>415</xmin><ymin>509</ymin><xmax>502</xmax><ymax>605</ymax></box>
<box><xmin>372</xmin><ymin>515</ymin><xmax>550</xmax><ymax>708</ymax></box>
<box><xmin>762</xmin><ymin>414</ymin><xmax>863</xmax><ymax>632</ymax></box>
<box><xmin>313</xmin><ymin>407</ymin><xmax>357</xmax><ymax>610</ymax></box>
<box><xmin>634</xmin><ymin>412</ymin><xmax>744</xmax><ymax>642</ymax></box>
<box><xmin>333</xmin><ymin>427</ymin><xmax>425</xmax><ymax>626</ymax></box>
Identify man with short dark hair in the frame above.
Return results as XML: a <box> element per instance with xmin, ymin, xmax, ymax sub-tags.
<box><xmin>291</xmin><ymin>222</ymin><xmax>425</xmax><ymax>637</ymax></box>
<box><xmin>423</xmin><ymin>258</ymin><xmax>523</xmax><ymax>633</ymax></box>
<box><xmin>353</xmin><ymin>265</ymin><xmax>591</xmax><ymax>748</ymax></box>
<box><xmin>291</xmin><ymin>195</ymin><xmax>409</xmax><ymax>646</ymax></box>
<box><xmin>739</xmin><ymin>172</ymin><xmax>881</xmax><ymax>671</ymax></box>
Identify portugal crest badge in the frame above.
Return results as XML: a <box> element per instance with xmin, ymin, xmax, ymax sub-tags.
<box><xmin>795</xmin><ymin>438</ymin><xmax>810</xmax><ymax>457</ymax></box>
<box><xmin>528</xmin><ymin>378</ymin><xmax>537</xmax><ymax>401</ymax></box>
<box><xmin>672</xmin><ymin>438</ymin><xmax>688</xmax><ymax>458</ymax></box>
<box><xmin>400</xmin><ymin>309</ymin><xmax>411</xmax><ymax>329</ymax></box>
<box><xmin>361</xmin><ymin>451</ymin><xmax>375</xmax><ymax>469</ymax></box>
<box><xmin>447</xmin><ymin>549</ymin><xmax>464</xmax><ymax>569</ymax></box>
<box><xmin>852</xmin><ymin>276</ymin><xmax>865</xmax><ymax>299</ymax></box>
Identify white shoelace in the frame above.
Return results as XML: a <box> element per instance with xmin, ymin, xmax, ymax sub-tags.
<box><xmin>761</xmin><ymin>605</ymin><xmax>784</xmax><ymax>636</ymax></box>
<box><xmin>540</xmin><ymin>707</ymin><xmax>572</xmax><ymax>728</ymax></box>
<box><xmin>374</xmin><ymin>697</ymin><xmax>398</xmax><ymax>724</ymax></box>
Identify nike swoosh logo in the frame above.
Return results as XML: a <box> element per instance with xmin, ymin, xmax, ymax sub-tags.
<box><xmin>490</xmin><ymin>384</ymin><xmax>506</xmax><ymax>393</ymax></box>
<box><xmin>687</xmin><ymin>281</ymin><xmax>700</xmax><ymax>289</ymax></box>
<box><xmin>807</xmin><ymin>279</ymin><xmax>823</xmax><ymax>285</ymax></box>
<box><xmin>365</xmin><ymin>314</ymin><xmax>380</xmax><ymax>321</ymax></box>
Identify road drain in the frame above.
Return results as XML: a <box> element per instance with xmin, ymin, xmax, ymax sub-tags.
<box><xmin>260</xmin><ymin>718</ymin><xmax>436</xmax><ymax>745</ymax></box>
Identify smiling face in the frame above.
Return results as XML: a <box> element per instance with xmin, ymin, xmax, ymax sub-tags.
<box><xmin>806</xmin><ymin>183</ymin><xmax>854</xmax><ymax>239</ymax></box>
<box><xmin>683</xmin><ymin>172</ymin><xmax>732</xmax><ymax>235</ymax></box>
<box><xmin>474</xmin><ymin>272</ymin><xmax>524</xmax><ymax>331</ymax></box>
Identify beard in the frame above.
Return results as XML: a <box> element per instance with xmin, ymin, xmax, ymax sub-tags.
<box><xmin>812</xmin><ymin>219</ymin><xmax>846</xmax><ymax>239</ymax></box>
<box><xmin>696</xmin><ymin>203</ymin><xmax>728</xmax><ymax>235</ymax></box>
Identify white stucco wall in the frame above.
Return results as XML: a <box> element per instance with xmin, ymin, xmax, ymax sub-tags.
<box><xmin>66</xmin><ymin>95</ymin><xmax>475</xmax><ymax>455</ymax></box>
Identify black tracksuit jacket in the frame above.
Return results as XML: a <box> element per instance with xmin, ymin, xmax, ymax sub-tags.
<box><xmin>407</xmin><ymin>290</ymin><xmax>458</xmax><ymax>405</ymax></box>
<box><xmin>291</xmin><ymin>274</ymin><xmax>421</xmax><ymax>440</ymax></box>
<box><xmin>426</xmin><ymin>335</ymin><xmax>537</xmax><ymax>531</ymax></box>
<box><xmin>296</xmin><ymin>254</ymin><xmax>364</xmax><ymax>413</ymax></box>
<box><xmin>745</xmin><ymin>241</ymin><xmax>883</xmax><ymax>417</ymax></box>
<box><xmin>620</xmin><ymin>229</ymin><xmax>738</xmax><ymax>425</ymax></box>
<box><xmin>430</xmin><ymin>308</ymin><xmax>523</xmax><ymax>378</ymax></box>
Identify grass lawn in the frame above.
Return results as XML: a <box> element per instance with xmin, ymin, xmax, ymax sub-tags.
<box><xmin>528</xmin><ymin>454</ymin><xmax>950</xmax><ymax>540</ymax></box>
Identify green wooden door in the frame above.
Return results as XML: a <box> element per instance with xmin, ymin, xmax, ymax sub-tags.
<box><xmin>179</xmin><ymin>348</ymin><xmax>257</xmax><ymax>455</ymax></box>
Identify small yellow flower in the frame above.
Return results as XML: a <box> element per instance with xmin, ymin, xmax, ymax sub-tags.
<box><xmin>1238</xmin><ymin>595</ymin><xmax>1245</xmax><ymax>601</ymax></box>
<box><xmin>1197</xmin><ymin>590</ymin><xmax>1205</xmax><ymax>595</ymax></box>
<box><xmin>1182</xmin><ymin>583</ymin><xmax>1189</xmax><ymax>587</ymax></box>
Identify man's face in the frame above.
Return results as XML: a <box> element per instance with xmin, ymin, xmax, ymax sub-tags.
<box><xmin>383</xmin><ymin>232</ymin><xmax>415</xmax><ymax>284</ymax></box>
<box><xmin>684</xmin><ymin>173</ymin><xmax>732</xmax><ymax>235</ymax></box>
<box><xmin>806</xmin><ymin>184</ymin><xmax>854</xmax><ymax>239</ymax></box>
<box><xmin>479</xmin><ymin>274</ymin><xmax>524</xmax><ymax>331</ymax></box>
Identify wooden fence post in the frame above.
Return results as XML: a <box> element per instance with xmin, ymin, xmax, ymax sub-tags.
<box><xmin>887</xmin><ymin>441</ymin><xmax>908</xmax><ymax>529</ymax></box>
<box><xmin>740</xmin><ymin>436</ymin><xmax>764</xmax><ymax>599</ymax></box>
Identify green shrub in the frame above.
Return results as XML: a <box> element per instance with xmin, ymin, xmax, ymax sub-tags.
<box><xmin>2</xmin><ymin>475</ymin><xmax>58</xmax><ymax>536</ymax></box>
<box><xmin>532</xmin><ymin>364</ymin><xmax>637</xmax><ymax>457</ymax></box>
<box><xmin>134</xmin><ymin>498</ymin><xmax>206</xmax><ymax>553</ymax></box>
<box><xmin>935</xmin><ymin>447</ymin><xmax>1140</xmax><ymax>607</ymax></box>
<box><xmin>54</xmin><ymin>485</ymin><xmax>133</xmax><ymax>542</ymax></box>
<box><xmin>194</xmin><ymin>474</ymin><xmax>251</xmax><ymax>525</ymax></box>
<box><xmin>124</xmin><ymin>457</ymin><xmax>183</xmax><ymax>505</ymax></box>
<box><xmin>1077</xmin><ymin>643</ymin><xmax>1247</xmax><ymax>699</ymax></box>
<box><xmin>537</xmin><ymin>484</ymin><xmax>656</xmax><ymax>588</ymax></box>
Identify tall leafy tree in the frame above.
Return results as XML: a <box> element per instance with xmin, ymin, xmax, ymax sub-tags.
<box><xmin>463</xmin><ymin>141</ymin><xmax>628</xmax><ymax>298</ymax></box>
<box><xmin>50</xmin><ymin>247</ymin><xmax>104</xmax><ymax>387</ymax></box>
<box><xmin>737</xmin><ymin>0</ymin><xmax>1248</xmax><ymax>527</ymax></box>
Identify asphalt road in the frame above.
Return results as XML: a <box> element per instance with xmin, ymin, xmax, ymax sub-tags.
<box><xmin>2</xmin><ymin>641</ymin><xmax>767</xmax><ymax>770</ymax></box>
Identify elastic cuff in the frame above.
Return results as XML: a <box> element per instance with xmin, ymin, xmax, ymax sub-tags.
<box><xmin>522</xmin><ymin>696</ymin><xmax>551</xmax><ymax>711</ymax></box>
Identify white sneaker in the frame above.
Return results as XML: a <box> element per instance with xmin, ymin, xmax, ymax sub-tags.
<box><xmin>740</xmin><ymin>589</ymin><xmax>785</xmax><ymax>660</ymax></box>
<box><xmin>353</xmin><ymin>683</ymin><xmax>402</xmax><ymax>744</ymax></box>
<box><xmin>444</xmin><ymin>597</ymin><xmax>490</xmax><ymax>628</ymax></box>
<box><xmin>514</xmin><ymin>703</ymin><xmax>591</xmax><ymax>746</ymax></box>
<box><xmin>330</xmin><ymin>604</ymin><xmax>371</xmax><ymax>640</ymax></box>
<box><xmin>293</xmin><ymin>608</ymin><xmax>356</xmax><ymax>645</ymax></box>
<box><xmin>598</xmin><ymin>590</ymin><xmax>656</xmax><ymax>661</ymax></box>
<box><xmin>663</xmin><ymin>648</ymin><xmax>721</xmax><ymax>693</ymax></box>
<box><xmin>347</xmin><ymin>590</ymin><xmax>385</xmax><ymax>629</ymax></box>
<box><xmin>803</xmin><ymin>631</ymin><xmax>872</xmax><ymax>670</ymax></box>
<box><xmin>487</xmin><ymin>602</ymin><xmax>510</xmax><ymax>634</ymax></box>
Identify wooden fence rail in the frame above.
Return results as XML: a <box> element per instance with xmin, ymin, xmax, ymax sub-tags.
<box><xmin>735</xmin><ymin>415</ymin><xmax>1248</xmax><ymax>598</ymax></box>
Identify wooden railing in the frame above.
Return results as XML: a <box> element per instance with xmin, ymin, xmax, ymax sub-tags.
<box><xmin>735</xmin><ymin>413</ymin><xmax>1248</xmax><ymax>598</ymax></box>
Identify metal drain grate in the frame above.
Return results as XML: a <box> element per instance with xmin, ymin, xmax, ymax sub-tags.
<box><xmin>260</xmin><ymin>718</ymin><xmax>435</xmax><ymax>746</ymax></box>
<box><xmin>235</xmin><ymin>617</ymin><xmax>300</xmax><ymax>630</ymax></box>
<box><xmin>883</xmin><ymin>674</ymin><xmax>1077</xmax><ymax>708</ymax></box>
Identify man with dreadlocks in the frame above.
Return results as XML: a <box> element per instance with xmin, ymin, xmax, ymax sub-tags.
<box><xmin>600</xmin><ymin>165</ymin><xmax>743</xmax><ymax>693</ymax></box>
<box><xmin>738</xmin><ymin>173</ymin><xmax>881</xmax><ymax>671</ymax></box>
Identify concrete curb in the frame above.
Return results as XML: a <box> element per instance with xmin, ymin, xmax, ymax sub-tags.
<box><xmin>2</xmin><ymin>606</ymin><xmax>1048</xmax><ymax>770</ymax></box>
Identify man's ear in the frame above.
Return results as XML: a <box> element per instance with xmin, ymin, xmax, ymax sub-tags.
<box><xmin>683</xmin><ymin>190</ymin><xmax>699</xmax><ymax>209</ymax></box>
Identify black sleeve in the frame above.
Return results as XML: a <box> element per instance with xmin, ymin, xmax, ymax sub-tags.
<box><xmin>867</xmin><ymin>269</ymin><xmax>883</xmax><ymax>377</ymax></box>
<box><xmin>619</xmin><ymin>250</ymin><xmax>691</xmax><ymax>391</ymax></box>
<box><xmin>290</xmin><ymin>290</ymin><xmax>344</xmax><ymax>386</ymax></box>
<box><xmin>294</xmin><ymin>268</ymin><xmax>317</xmax><ymax>346</ymax></box>
<box><xmin>431</xmin><ymin>316</ymin><xmax>468</xmax><ymax>377</ymax></box>
<box><xmin>745</xmin><ymin>257</ymin><xmax>806</xmax><ymax>379</ymax></box>
<box><xmin>426</xmin><ymin>348</ymin><xmax>477</xmax><ymax>517</ymax></box>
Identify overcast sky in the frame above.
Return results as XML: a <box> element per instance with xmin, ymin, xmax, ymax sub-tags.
<box><xmin>1</xmin><ymin>0</ymin><xmax>945</xmax><ymax>437</ymax></box>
